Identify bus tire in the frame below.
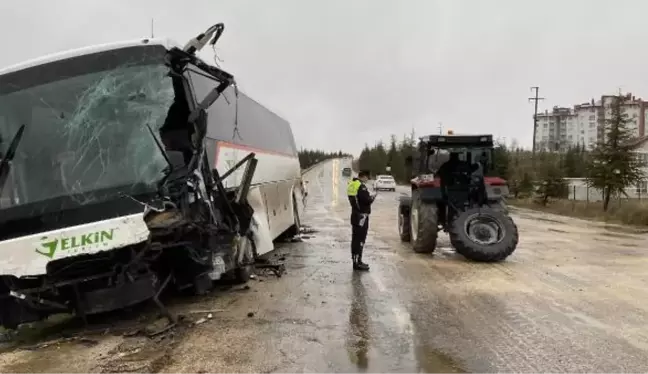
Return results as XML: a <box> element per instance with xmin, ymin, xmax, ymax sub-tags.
<box><xmin>285</xmin><ymin>193</ymin><xmax>301</xmax><ymax>238</ymax></box>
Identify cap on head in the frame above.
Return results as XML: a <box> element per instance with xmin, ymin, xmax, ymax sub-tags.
<box><xmin>358</xmin><ymin>170</ymin><xmax>370</xmax><ymax>179</ymax></box>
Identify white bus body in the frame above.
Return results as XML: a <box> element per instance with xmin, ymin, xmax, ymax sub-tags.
<box><xmin>0</xmin><ymin>33</ymin><xmax>303</xmax><ymax>328</ymax></box>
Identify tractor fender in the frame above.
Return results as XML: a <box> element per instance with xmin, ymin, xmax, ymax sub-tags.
<box><xmin>488</xmin><ymin>199</ymin><xmax>509</xmax><ymax>215</ymax></box>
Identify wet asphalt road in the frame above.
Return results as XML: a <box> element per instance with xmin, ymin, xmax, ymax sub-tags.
<box><xmin>3</xmin><ymin>158</ymin><xmax>648</xmax><ymax>372</ymax></box>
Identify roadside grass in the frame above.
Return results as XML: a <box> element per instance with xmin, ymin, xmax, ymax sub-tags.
<box><xmin>509</xmin><ymin>197</ymin><xmax>648</xmax><ymax>226</ymax></box>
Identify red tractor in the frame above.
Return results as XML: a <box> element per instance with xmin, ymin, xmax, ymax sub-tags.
<box><xmin>397</xmin><ymin>133</ymin><xmax>519</xmax><ymax>262</ymax></box>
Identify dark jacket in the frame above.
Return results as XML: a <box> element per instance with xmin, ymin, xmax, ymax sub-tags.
<box><xmin>347</xmin><ymin>178</ymin><xmax>373</xmax><ymax>215</ymax></box>
<box><xmin>438</xmin><ymin>157</ymin><xmax>472</xmax><ymax>186</ymax></box>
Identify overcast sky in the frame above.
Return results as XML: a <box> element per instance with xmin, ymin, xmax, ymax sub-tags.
<box><xmin>1</xmin><ymin>0</ymin><xmax>647</xmax><ymax>155</ymax></box>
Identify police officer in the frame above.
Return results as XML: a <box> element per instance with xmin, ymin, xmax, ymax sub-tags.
<box><xmin>346</xmin><ymin>170</ymin><xmax>375</xmax><ymax>271</ymax></box>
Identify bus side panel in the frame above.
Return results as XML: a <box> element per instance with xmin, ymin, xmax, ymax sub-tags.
<box><xmin>212</xmin><ymin>141</ymin><xmax>300</xmax><ymax>189</ymax></box>
<box><xmin>245</xmin><ymin>185</ymin><xmax>274</xmax><ymax>256</ymax></box>
<box><xmin>256</xmin><ymin>180</ymin><xmax>297</xmax><ymax>241</ymax></box>
<box><xmin>246</xmin><ymin>180</ymin><xmax>300</xmax><ymax>255</ymax></box>
<box><xmin>205</xmin><ymin>87</ymin><xmax>298</xmax><ymax>159</ymax></box>
<box><xmin>212</xmin><ymin>141</ymin><xmax>300</xmax><ymax>240</ymax></box>
<box><xmin>199</xmin><ymin>83</ymin><xmax>302</xmax><ymax>244</ymax></box>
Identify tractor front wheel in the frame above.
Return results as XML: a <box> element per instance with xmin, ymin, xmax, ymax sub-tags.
<box><xmin>409</xmin><ymin>193</ymin><xmax>438</xmax><ymax>254</ymax></box>
<box><xmin>398</xmin><ymin>197</ymin><xmax>412</xmax><ymax>242</ymax></box>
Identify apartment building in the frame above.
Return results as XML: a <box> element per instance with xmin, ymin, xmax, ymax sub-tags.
<box><xmin>629</xmin><ymin>136</ymin><xmax>648</xmax><ymax>195</ymax></box>
<box><xmin>534</xmin><ymin>93</ymin><xmax>647</xmax><ymax>151</ymax></box>
<box><xmin>535</xmin><ymin>106</ymin><xmax>576</xmax><ymax>152</ymax></box>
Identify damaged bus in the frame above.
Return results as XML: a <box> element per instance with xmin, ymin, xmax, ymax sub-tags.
<box><xmin>0</xmin><ymin>23</ymin><xmax>304</xmax><ymax>329</ymax></box>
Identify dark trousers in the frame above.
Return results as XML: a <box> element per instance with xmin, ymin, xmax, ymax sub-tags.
<box><xmin>351</xmin><ymin>213</ymin><xmax>369</xmax><ymax>259</ymax></box>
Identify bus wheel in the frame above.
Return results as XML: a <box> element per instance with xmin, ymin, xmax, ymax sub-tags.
<box><xmin>285</xmin><ymin>194</ymin><xmax>301</xmax><ymax>238</ymax></box>
<box><xmin>233</xmin><ymin>235</ymin><xmax>255</xmax><ymax>284</ymax></box>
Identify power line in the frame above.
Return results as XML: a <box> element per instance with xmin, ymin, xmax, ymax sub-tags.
<box><xmin>528</xmin><ymin>86</ymin><xmax>545</xmax><ymax>165</ymax></box>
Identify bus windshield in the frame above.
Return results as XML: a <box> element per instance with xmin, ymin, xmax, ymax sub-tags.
<box><xmin>0</xmin><ymin>45</ymin><xmax>174</xmax><ymax>210</ymax></box>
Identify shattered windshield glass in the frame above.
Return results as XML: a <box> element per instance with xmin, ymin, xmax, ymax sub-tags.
<box><xmin>0</xmin><ymin>45</ymin><xmax>175</xmax><ymax>209</ymax></box>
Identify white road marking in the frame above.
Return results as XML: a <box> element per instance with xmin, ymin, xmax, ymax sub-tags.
<box><xmin>331</xmin><ymin>159</ymin><xmax>339</xmax><ymax>206</ymax></box>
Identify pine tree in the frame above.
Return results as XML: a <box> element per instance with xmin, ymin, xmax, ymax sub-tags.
<box><xmin>518</xmin><ymin>172</ymin><xmax>535</xmax><ymax>198</ymax></box>
<box><xmin>491</xmin><ymin>142</ymin><xmax>510</xmax><ymax>178</ymax></box>
<box><xmin>298</xmin><ymin>148</ymin><xmax>352</xmax><ymax>170</ymax></box>
<box><xmin>358</xmin><ymin>144</ymin><xmax>372</xmax><ymax>173</ymax></box>
<box><xmin>536</xmin><ymin>160</ymin><xmax>568</xmax><ymax>205</ymax></box>
<box><xmin>585</xmin><ymin>93</ymin><xmax>645</xmax><ymax>211</ymax></box>
<box><xmin>374</xmin><ymin>141</ymin><xmax>388</xmax><ymax>176</ymax></box>
<box><xmin>563</xmin><ymin>146</ymin><xmax>588</xmax><ymax>178</ymax></box>
<box><xmin>384</xmin><ymin>135</ymin><xmax>400</xmax><ymax>180</ymax></box>
<box><xmin>387</xmin><ymin>135</ymin><xmax>398</xmax><ymax>169</ymax></box>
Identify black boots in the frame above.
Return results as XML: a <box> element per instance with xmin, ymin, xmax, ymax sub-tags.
<box><xmin>352</xmin><ymin>254</ymin><xmax>370</xmax><ymax>271</ymax></box>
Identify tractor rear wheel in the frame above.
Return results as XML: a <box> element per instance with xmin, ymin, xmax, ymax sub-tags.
<box><xmin>409</xmin><ymin>193</ymin><xmax>438</xmax><ymax>254</ymax></box>
<box><xmin>449</xmin><ymin>207</ymin><xmax>518</xmax><ymax>262</ymax></box>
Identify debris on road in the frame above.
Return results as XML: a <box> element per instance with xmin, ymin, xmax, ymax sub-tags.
<box><xmin>254</xmin><ymin>258</ymin><xmax>286</xmax><ymax>278</ymax></box>
<box><xmin>300</xmin><ymin>225</ymin><xmax>318</xmax><ymax>235</ymax></box>
<box><xmin>185</xmin><ymin>309</ymin><xmax>225</xmax><ymax>315</ymax></box>
<box><xmin>143</xmin><ymin>317</ymin><xmax>176</xmax><ymax>337</ymax></box>
<box><xmin>20</xmin><ymin>336</ymin><xmax>99</xmax><ymax>351</ymax></box>
<box><xmin>96</xmin><ymin>333</ymin><xmax>178</xmax><ymax>373</ymax></box>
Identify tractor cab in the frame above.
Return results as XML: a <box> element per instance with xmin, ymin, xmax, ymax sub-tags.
<box><xmin>411</xmin><ymin>133</ymin><xmax>506</xmax><ymax>190</ymax></box>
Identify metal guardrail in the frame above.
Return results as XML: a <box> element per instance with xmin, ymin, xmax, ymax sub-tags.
<box><xmin>300</xmin><ymin>163</ymin><xmax>321</xmax><ymax>175</ymax></box>
<box><xmin>300</xmin><ymin>158</ymin><xmax>349</xmax><ymax>176</ymax></box>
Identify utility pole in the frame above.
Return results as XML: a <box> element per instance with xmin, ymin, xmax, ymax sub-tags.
<box><xmin>151</xmin><ymin>18</ymin><xmax>155</xmax><ymax>38</ymax></box>
<box><xmin>438</xmin><ymin>122</ymin><xmax>443</xmax><ymax>134</ymax></box>
<box><xmin>528</xmin><ymin>86</ymin><xmax>545</xmax><ymax>165</ymax></box>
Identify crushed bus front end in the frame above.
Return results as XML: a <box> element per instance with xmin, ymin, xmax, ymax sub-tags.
<box><xmin>0</xmin><ymin>28</ymin><xmax>264</xmax><ymax>329</ymax></box>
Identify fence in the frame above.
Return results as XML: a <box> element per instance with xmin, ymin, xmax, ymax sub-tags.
<box><xmin>566</xmin><ymin>181</ymin><xmax>647</xmax><ymax>202</ymax></box>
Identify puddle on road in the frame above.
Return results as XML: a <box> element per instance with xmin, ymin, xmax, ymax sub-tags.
<box><xmin>299</xmin><ymin>167</ymin><xmax>467</xmax><ymax>373</ymax></box>
<box><xmin>346</xmin><ymin>273</ymin><xmax>370</xmax><ymax>371</ymax></box>
<box><xmin>344</xmin><ymin>272</ymin><xmax>465</xmax><ymax>373</ymax></box>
